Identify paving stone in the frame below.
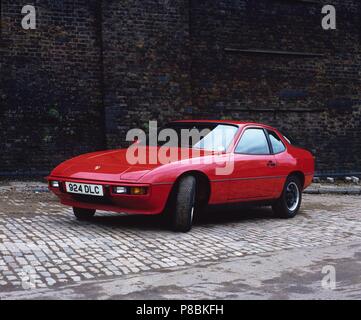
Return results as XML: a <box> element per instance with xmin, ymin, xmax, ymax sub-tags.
<box><xmin>1</xmin><ymin>192</ymin><xmax>361</xmax><ymax>292</ymax></box>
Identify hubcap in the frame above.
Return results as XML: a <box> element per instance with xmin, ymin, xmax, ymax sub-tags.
<box><xmin>286</xmin><ymin>182</ymin><xmax>300</xmax><ymax>212</ymax></box>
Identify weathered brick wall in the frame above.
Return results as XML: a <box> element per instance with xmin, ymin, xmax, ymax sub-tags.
<box><xmin>1</xmin><ymin>0</ymin><xmax>361</xmax><ymax>175</ymax></box>
<box><xmin>0</xmin><ymin>0</ymin><xmax>105</xmax><ymax>175</ymax></box>
<box><xmin>101</xmin><ymin>0</ymin><xmax>192</xmax><ymax>148</ymax></box>
<box><xmin>190</xmin><ymin>0</ymin><xmax>361</xmax><ymax>173</ymax></box>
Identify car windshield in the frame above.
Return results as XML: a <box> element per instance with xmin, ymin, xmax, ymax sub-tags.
<box><xmin>158</xmin><ymin>123</ymin><xmax>239</xmax><ymax>151</ymax></box>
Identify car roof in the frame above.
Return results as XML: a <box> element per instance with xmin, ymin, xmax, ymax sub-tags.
<box><xmin>170</xmin><ymin>119</ymin><xmax>275</xmax><ymax>129</ymax></box>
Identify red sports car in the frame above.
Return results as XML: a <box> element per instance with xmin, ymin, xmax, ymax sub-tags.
<box><xmin>48</xmin><ymin>120</ymin><xmax>315</xmax><ymax>232</ymax></box>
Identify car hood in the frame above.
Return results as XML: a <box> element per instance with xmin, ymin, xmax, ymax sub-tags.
<box><xmin>50</xmin><ymin>147</ymin><xmax>215</xmax><ymax>182</ymax></box>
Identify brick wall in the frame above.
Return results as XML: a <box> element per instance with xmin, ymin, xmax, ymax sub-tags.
<box><xmin>0</xmin><ymin>1</ymin><xmax>105</xmax><ymax>175</ymax></box>
<box><xmin>190</xmin><ymin>0</ymin><xmax>361</xmax><ymax>173</ymax></box>
<box><xmin>101</xmin><ymin>0</ymin><xmax>192</xmax><ymax>148</ymax></box>
<box><xmin>1</xmin><ymin>0</ymin><xmax>360</xmax><ymax>175</ymax></box>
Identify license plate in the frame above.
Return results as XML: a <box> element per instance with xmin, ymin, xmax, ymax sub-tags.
<box><xmin>65</xmin><ymin>182</ymin><xmax>104</xmax><ymax>197</ymax></box>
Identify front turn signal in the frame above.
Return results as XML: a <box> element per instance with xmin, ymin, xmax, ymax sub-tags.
<box><xmin>130</xmin><ymin>187</ymin><xmax>148</xmax><ymax>195</ymax></box>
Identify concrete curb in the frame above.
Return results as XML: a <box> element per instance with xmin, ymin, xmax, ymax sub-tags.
<box><xmin>304</xmin><ymin>187</ymin><xmax>361</xmax><ymax>195</ymax></box>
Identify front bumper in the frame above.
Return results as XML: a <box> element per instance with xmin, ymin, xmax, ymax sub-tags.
<box><xmin>47</xmin><ymin>177</ymin><xmax>173</xmax><ymax>215</ymax></box>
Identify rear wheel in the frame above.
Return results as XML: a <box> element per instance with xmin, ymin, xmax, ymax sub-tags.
<box><xmin>73</xmin><ymin>207</ymin><xmax>96</xmax><ymax>221</ymax></box>
<box><xmin>272</xmin><ymin>176</ymin><xmax>302</xmax><ymax>219</ymax></box>
<box><xmin>171</xmin><ymin>176</ymin><xmax>197</xmax><ymax>233</ymax></box>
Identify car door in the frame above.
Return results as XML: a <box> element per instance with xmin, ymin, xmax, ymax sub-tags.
<box><xmin>266</xmin><ymin>129</ymin><xmax>291</xmax><ymax>196</ymax></box>
<box><xmin>227</xmin><ymin>127</ymin><xmax>277</xmax><ymax>201</ymax></box>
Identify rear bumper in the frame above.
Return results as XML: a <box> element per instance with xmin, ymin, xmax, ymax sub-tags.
<box><xmin>47</xmin><ymin>177</ymin><xmax>173</xmax><ymax>215</ymax></box>
<box><xmin>304</xmin><ymin>173</ymin><xmax>314</xmax><ymax>190</ymax></box>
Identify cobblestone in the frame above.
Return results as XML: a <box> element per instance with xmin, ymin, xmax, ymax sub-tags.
<box><xmin>0</xmin><ymin>188</ymin><xmax>360</xmax><ymax>294</ymax></box>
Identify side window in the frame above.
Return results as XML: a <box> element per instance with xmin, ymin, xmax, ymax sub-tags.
<box><xmin>268</xmin><ymin>130</ymin><xmax>286</xmax><ymax>154</ymax></box>
<box><xmin>235</xmin><ymin>128</ymin><xmax>270</xmax><ymax>155</ymax></box>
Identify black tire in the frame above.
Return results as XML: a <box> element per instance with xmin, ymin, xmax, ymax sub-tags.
<box><xmin>73</xmin><ymin>207</ymin><xmax>96</xmax><ymax>221</ymax></box>
<box><xmin>172</xmin><ymin>176</ymin><xmax>197</xmax><ymax>233</ymax></box>
<box><xmin>272</xmin><ymin>176</ymin><xmax>302</xmax><ymax>219</ymax></box>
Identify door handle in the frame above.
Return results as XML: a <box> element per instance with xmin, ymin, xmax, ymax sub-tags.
<box><xmin>267</xmin><ymin>161</ymin><xmax>276</xmax><ymax>168</ymax></box>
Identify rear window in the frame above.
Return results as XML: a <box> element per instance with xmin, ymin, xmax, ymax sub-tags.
<box><xmin>283</xmin><ymin>135</ymin><xmax>292</xmax><ymax>144</ymax></box>
<box><xmin>268</xmin><ymin>130</ymin><xmax>286</xmax><ymax>154</ymax></box>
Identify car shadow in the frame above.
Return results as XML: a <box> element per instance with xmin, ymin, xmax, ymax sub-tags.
<box><xmin>87</xmin><ymin>204</ymin><xmax>278</xmax><ymax>231</ymax></box>
<box><xmin>196</xmin><ymin>204</ymin><xmax>277</xmax><ymax>226</ymax></box>
<box><xmin>90</xmin><ymin>214</ymin><xmax>166</xmax><ymax>231</ymax></box>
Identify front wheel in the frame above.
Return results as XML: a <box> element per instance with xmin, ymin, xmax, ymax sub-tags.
<box><xmin>272</xmin><ymin>176</ymin><xmax>302</xmax><ymax>219</ymax></box>
<box><xmin>171</xmin><ymin>176</ymin><xmax>197</xmax><ymax>233</ymax></box>
<box><xmin>73</xmin><ymin>207</ymin><xmax>96</xmax><ymax>221</ymax></box>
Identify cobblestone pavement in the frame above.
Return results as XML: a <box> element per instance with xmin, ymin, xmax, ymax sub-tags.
<box><xmin>0</xmin><ymin>183</ymin><xmax>361</xmax><ymax>298</ymax></box>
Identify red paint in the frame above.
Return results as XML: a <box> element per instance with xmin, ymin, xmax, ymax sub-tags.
<box><xmin>48</xmin><ymin>121</ymin><xmax>315</xmax><ymax>215</ymax></box>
